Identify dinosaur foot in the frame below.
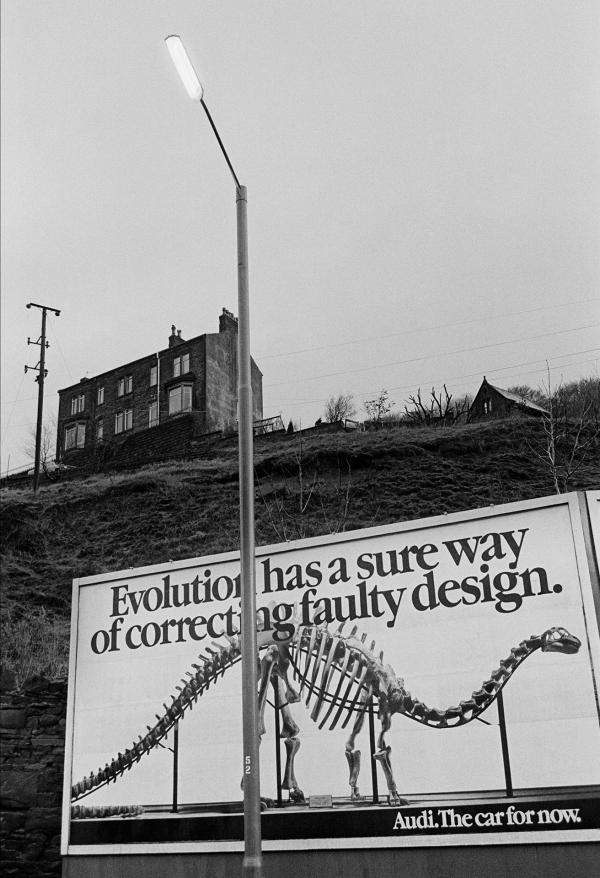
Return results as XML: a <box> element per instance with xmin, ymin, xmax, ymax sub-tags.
<box><xmin>350</xmin><ymin>787</ymin><xmax>364</xmax><ymax>802</ymax></box>
<box><xmin>387</xmin><ymin>793</ymin><xmax>410</xmax><ymax>806</ymax></box>
<box><xmin>288</xmin><ymin>787</ymin><xmax>306</xmax><ymax>805</ymax></box>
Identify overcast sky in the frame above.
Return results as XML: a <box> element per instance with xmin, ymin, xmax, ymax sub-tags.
<box><xmin>2</xmin><ymin>1</ymin><xmax>599</xmax><ymax>474</ymax></box>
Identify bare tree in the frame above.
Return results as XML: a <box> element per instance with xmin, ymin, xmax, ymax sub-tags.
<box><xmin>553</xmin><ymin>376</ymin><xmax>600</xmax><ymax>424</ymax></box>
<box><xmin>324</xmin><ymin>393</ymin><xmax>356</xmax><ymax>423</ymax></box>
<box><xmin>256</xmin><ymin>440</ymin><xmax>352</xmax><ymax>541</ymax></box>
<box><xmin>507</xmin><ymin>384</ymin><xmax>548</xmax><ymax>407</ymax></box>
<box><xmin>24</xmin><ymin>416</ymin><xmax>57</xmax><ymax>472</ymax></box>
<box><xmin>529</xmin><ymin>370</ymin><xmax>600</xmax><ymax>493</ymax></box>
<box><xmin>364</xmin><ymin>389</ymin><xmax>393</xmax><ymax>430</ymax></box>
<box><xmin>404</xmin><ymin>385</ymin><xmax>467</xmax><ymax>426</ymax></box>
<box><xmin>452</xmin><ymin>392</ymin><xmax>473</xmax><ymax>421</ymax></box>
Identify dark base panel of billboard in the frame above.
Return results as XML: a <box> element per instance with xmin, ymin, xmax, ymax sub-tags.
<box><xmin>69</xmin><ymin>791</ymin><xmax>600</xmax><ymax>846</ymax></box>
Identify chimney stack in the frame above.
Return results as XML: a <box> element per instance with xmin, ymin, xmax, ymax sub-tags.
<box><xmin>169</xmin><ymin>325</ymin><xmax>185</xmax><ymax>348</ymax></box>
<box><xmin>219</xmin><ymin>308</ymin><xmax>238</xmax><ymax>334</ymax></box>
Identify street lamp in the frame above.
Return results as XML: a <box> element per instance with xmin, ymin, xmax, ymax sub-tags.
<box><xmin>165</xmin><ymin>35</ymin><xmax>262</xmax><ymax>878</ymax></box>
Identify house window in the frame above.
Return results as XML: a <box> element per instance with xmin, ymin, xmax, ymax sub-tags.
<box><xmin>65</xmin><ymin>422</ymin><xmax>86</xmax><ymax>450</ymax></box>
<box><xmin>173</xmin><ymin>353</ymin><xmax>190</xmax><ymax>377</ymax></box>
<box><xmin>149</xmin><ymin>401</ymin><xmax>159</xmax><ymax>428</ymax></box>
<box><xmin>97</xmin><ymin>386</ymin><xmax>104</xmax><ymax>406</ymax></box>
<box><xmin>168</xmin><ymin>384</ymin><xmax>192</xmax><ymax>415</ymax></box>
<box><xmin>483</xmin><ymin>399</ymin><xmax>492</xmax><ymax>415</ymax></box>
<box><xmin>96</xmin><ymin>418</ymin><xmax>104</xmax><ymax>443</ymax></box>
<box><xmin>117</xmin><ymin>375</ymin><xmax>133</xmax><ymax>397</ymax></box>
<box><xmin>115</xmin><ymin>409</ymin><xmax>133</xmax><ymax>434</ymax></box>
<box><xmin>149</xmin><ymin>365</ymin><xmax>158</xmax><ymax>387</ymax></box>
<box><xmin>70</xmin><ymin>394</ymin><xmax>85</xmax><ymax>415</ymax></box>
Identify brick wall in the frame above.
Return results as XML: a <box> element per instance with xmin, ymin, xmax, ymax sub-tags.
<box><xmin>0</xmin><ymin>670</ymin><xmax>67</xmax><ymax>877</ymax></box>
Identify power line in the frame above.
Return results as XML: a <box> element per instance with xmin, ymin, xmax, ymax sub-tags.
<box><xmin>256</xmin><ymin>297</ymin><xmax>598</xmax><ymax>361</ymax></box>
<box><xmin>1</xmin><ymin>396</ymin><xmax>38</xmax><ymax>407</ymax></box>
<box><xmin>51</xmin><ymin>321</ymin><xmax>75</xmax><ymax>382</ymax></box>
<box><xmin>4</xmin><ymin>348</ymin><xmax>596</xmax><ymax>408</ymax></box>
<box><xmin>3</xmin><ymin>459</ymin><xmax>35</xmax><ymax>476</ymax></box>
<box><xmin>276</xmin><ymin>348</ymin><xmax>600</xmax><ymax>407</ymax></box>
<box><xmin>264</xmin><ymin>322</ymin><xmax>600</xmax><ymax>388</ymax></box>
<box><xmin>0</xmin><ymin>371</ymin><xmax>27</xmax><ymax>437</ymax></box>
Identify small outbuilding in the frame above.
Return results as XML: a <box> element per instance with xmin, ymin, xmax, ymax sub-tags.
<box><xmin>469</xmin><ymin>377</ymin><xmax>549</xmax><ymax>421</ymax></box>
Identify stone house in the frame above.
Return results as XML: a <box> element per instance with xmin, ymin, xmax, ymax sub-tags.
<box><xmin>469</xmin><ymin>377</ymin><xmax>549</xmax><ymax>421</ymax></box>
<box><xmin>56</xmin><ymin>309</ymin><xmax>263</xmax><ymax>464</ymax></box>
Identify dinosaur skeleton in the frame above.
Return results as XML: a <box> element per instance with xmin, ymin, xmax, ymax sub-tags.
<box><xmin>71</xmin><ymin>620</ymin><xmax>580</xmax><ymax>806</ymax></box>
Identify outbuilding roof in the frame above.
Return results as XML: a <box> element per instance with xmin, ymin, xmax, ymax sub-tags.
<box><xmin>484</xmin><ymin>380</ymin><xmax>550</xmax><ymax>414</ymax></box>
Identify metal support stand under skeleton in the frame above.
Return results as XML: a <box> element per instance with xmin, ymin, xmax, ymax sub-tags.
<box><xmin>71</xmin><ymin>616</ymin><xmax>580</xmax><ymax>807</ymax></box>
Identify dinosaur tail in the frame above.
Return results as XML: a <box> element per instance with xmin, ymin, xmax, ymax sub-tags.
<box><xmin>70</xmin><ymin>637</ymin><xmax>241</xmax><ymax>802</ymax></box>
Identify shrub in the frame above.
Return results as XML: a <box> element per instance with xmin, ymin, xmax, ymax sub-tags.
<box><xmin>1</xmin><ymin>605</ymin><xmax>69</xmax><ymax>687</ymax></box>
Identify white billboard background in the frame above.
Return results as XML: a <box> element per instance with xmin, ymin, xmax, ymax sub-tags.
<box><xmin>68</xmin><ymin>495</ymin><xmax>600</xmax><ymax>812</ymax></box>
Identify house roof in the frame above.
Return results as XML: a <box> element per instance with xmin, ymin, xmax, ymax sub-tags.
<box><xmin>58</xmin><ymin>328</ymin><xmax>262</xmax><ymax>396</ymax></box>
<box><xmin>485</xmin><ymin>381</ymin><xmax>550</xmax><ymax>414</ymax></box>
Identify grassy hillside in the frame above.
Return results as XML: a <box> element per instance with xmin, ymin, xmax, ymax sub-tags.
<box><xmin>1</xmin><ymin>418</ymin><xmax>598</xmax><ymax>682</ymax></box>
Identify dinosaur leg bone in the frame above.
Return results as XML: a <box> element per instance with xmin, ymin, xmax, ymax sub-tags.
<box><xmin>277</xmin><ymin>645</ymin><xmax>301</xmax><ymax>705</ymax></box>
<box><xmin>373</xmin><ymin>747</ymin><xmax>407</xmax><ymax>805</ymax></box>
<box><xmin>240</xmin><ymin>648</ymin><xmax>279</xmax><ymax>793</ymax></box>
<box><xmin>257</xmin><ymin>646</ymin><xmax>279</xmax><ymax>738</ymax></box>
<box><xmin>374</xmin><ymin>700</ymin><xmax>408</xmax><ymax>805</ymax></box>
<box><xmin>344</xmin><ymin>690</ymin><xmax>370</xmax><ymax>800</ymax></box>
<box><xmin>282</xmin><ymin>737</ymin><xmax>305</xmax><ymax>803</ymax></box>
<box><xmin>276</xmin><ymin>677</ymin><xmax>305</xmax><ymax>803</ymax></box>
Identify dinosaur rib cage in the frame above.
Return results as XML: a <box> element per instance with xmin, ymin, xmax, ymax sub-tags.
<box><xmin>287</xmin><ymin>632</ymin><xmax>376</xmax><ymax>731</ymax></box>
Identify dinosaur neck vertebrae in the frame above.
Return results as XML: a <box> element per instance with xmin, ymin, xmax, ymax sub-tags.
<box><xmin>71</xmin><ymin>623</ymin><xmax>580</xmax><ymax>806</ymax></box>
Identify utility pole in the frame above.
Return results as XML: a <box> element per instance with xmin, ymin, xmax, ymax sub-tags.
<box><xmin>25</xmin><ymin>302</ymin><xmax>61</xmax><ymax>491</ymax></box>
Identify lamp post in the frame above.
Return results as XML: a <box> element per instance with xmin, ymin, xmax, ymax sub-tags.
<box><xmin>165</xmin><ymin>35</ymin><xmax>263</xmax><ymax>878</ymax></box>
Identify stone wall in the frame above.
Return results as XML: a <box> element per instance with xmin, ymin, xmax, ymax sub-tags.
<box><xmin>1</xmin><ymin>670</ymin><xmax>67</xmax><ymax>877</ymax></box>
<box><xmin>102</xmin><ymin>411</ymin><xmax>206</xmax><ymax>470</ymax></box>
<box><xmin>56</xmin><ymin>333</ymin><xmax>209</xmax><ymax>465</ymax></box>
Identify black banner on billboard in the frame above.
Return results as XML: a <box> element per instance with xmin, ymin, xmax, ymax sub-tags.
<box><xmin>70</xmin><ymin>794</ymin><xmax>600</xmax><ymax>846</ymax></box>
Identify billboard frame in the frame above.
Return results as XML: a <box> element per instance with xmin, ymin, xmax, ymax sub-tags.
<box><xmin>61</xmin><ymin>491</ymin><xmax>600</xmax><ymax>856</ymax></box>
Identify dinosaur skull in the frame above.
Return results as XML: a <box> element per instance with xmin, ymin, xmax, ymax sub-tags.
<box><xmin>541</xmin><ymin>627</ymin><xmax>581</xmax><ymax>655</ymax></box>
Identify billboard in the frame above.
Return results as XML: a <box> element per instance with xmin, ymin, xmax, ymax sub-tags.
<box><xmin>62</xmin><ymin>492</ymin><xmax>600</xmax><ymax>854</ymax></box>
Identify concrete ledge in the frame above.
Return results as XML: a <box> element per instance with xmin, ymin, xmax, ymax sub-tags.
<box><xmin>61</xmin><ymin>842</ymin><xmax>600</xmax><ymax>878</ymax></box>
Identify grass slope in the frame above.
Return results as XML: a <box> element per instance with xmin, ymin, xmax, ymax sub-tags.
<box><xmin>1</xmin><ymin>419</ymin><xmax>598</xmax><ymax>682</ymax></box>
